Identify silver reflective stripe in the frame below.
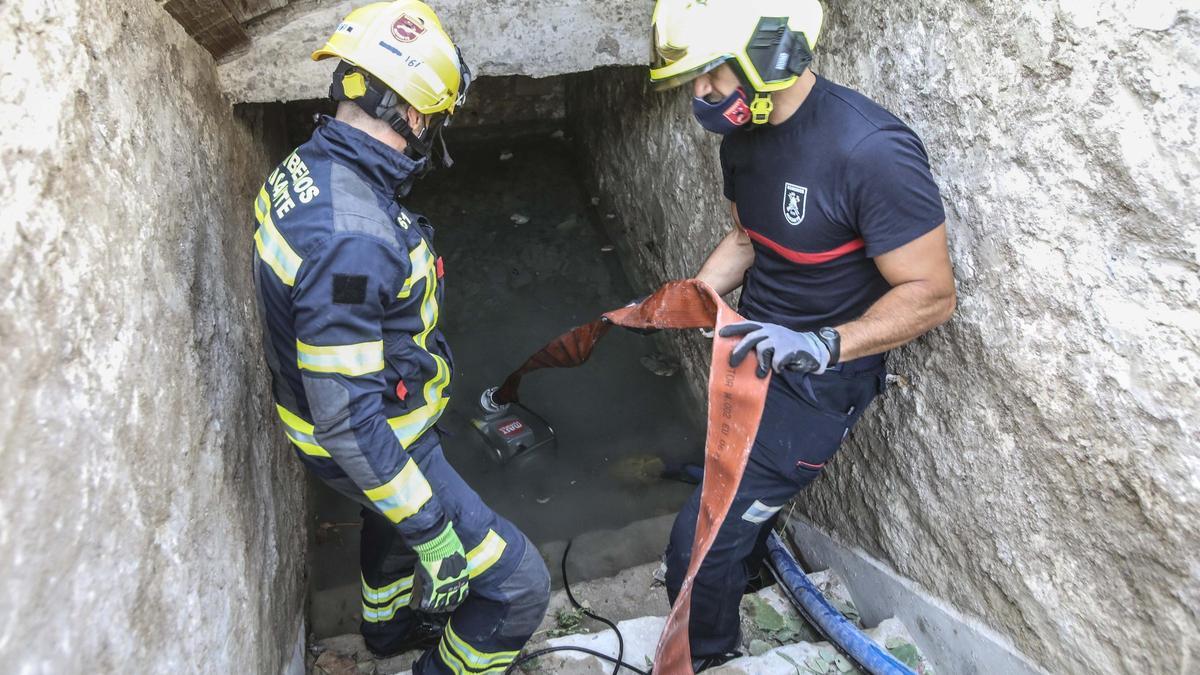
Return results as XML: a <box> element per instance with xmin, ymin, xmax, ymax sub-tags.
<box><xmin>742</xmin><ymin>500</ymin><xmax>783</xmax><ymax>524</ymax></box>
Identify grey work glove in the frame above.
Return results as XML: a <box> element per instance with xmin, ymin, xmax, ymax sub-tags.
<box><xmin>719</xmin><ymin>321</ymin><xmax>832</xmax><ymax>378</ymax></box>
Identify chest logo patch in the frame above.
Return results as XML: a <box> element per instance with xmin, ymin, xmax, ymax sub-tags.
<box><xmin>783</xmin><ymin>183</ymin><xmax>808</xmax><ymax>226</ymax></box>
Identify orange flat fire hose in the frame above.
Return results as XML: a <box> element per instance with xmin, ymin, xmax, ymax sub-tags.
<box><xmin>493</xmin><ymin>279</ymin><xmax>771</xmax><ymax>674</ymax></box>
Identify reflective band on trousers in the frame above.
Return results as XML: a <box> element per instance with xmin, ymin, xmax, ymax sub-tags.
<box><xmin>364</xmin><ymin>459</ymin><xmax>434</xmax><ymax>524</ymax></box>
<box><xmin>360</xmin><ymin>530</ymin><xmax>507</xmax><ymax>624</ymax></box>
<box><xmin>253</xmin><ymin>187</ymin><xmax>302</xmax><ymax>286</ymax></box>
<box><xmin>466</xmin><ymin>529</ymin><xmax>506</xmax><ymax>579</ymax></box>
<box><xmin>439</xmin><ymin>619</ymin><xmax>520</xmax><ymax>674</ymax></box>
<box><xmin>361</xmin><ymin>573</ymin><xmax>415</xmax><ymax>623</ymax></box>
<box><xmin>275</xmin><ymin>404</ymin><xmax>330</xmax><ymax>458</ymax></box>
<box><xmin>295</xmin><ymin>338</ymin><xmax>385</xmax><ymax>377</ymax></box>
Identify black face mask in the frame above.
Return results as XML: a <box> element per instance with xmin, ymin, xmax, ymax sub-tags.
<box><xmin>692</xmin><ymin>87</ymin><xmax>752</xmax><ymax>134</ymax></box>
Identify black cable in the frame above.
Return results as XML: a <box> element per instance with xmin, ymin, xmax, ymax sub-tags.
<box><xmin>506</xmin><ymin>645</ymin><xmax>650</xmax><ymax>674</ymax></box>
<box><xmin>502</xmin><ymin>540</ymin><xmax>651</xmax><ymax>675</ymax></box>
<box><xmin>562</xmin><ymin>540</ymin><xmax>625</xmax><ymax>675</ymax></box>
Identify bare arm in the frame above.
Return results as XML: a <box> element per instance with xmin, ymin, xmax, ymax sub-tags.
<box><xmin>695</xmin><ymin>203</ymin><xmax>756</xmax><ymax>296</ymax></box>
<box><xmin>835</xmin><ymin>224</ymin><xmax>956</xmax><ymax>362</ymax></box>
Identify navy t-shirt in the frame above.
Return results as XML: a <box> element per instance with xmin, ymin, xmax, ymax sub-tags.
<box><xmin>721</xmin><ymin>75</ymin><xmax>945</xmax><ymax>332</ymax></box>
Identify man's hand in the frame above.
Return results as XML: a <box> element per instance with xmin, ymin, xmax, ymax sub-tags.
<box><xmin>719</xmin><ymin>322</ymin><xmax>832</xmax><ymax>378</ymax></box>
<box><xmin>412</xmin><ymin>523</ymin><xmax>470</xmax><ymax>613</ymax></box>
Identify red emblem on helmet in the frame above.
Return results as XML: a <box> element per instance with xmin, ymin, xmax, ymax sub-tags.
<box><xmin>391</xmin><ymin>14</ymin><xmax>426</xmax><ymax>42</ymax></box>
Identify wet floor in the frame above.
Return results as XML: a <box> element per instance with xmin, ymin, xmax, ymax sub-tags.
<box><xmin>307</xmin><ymin>130</ymin><xmax>702</xmax><ymax>637</ymax></box>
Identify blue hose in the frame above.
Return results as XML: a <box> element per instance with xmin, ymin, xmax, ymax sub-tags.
<box><xmin>765</xmin><ymin>531</ymin><xmax>916</xmax><ymax>675</ymax></box>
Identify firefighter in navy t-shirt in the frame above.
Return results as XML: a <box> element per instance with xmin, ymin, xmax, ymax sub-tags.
<box><xmin>649</xmin><ymin>0</ymin><xmax>957</xmax><ymax>668</ymax></box>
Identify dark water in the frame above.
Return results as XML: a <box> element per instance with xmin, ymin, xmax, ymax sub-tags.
<box><xmin>307</xmin><ymin>130</ymin><xmax>701</xmax><ymax>637</ymax></box>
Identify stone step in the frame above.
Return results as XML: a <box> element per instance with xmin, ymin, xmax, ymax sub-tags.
<box><xmin>309</xmin><ymin>558</ymin><xmax>930</xmax><ymax>675</ymax></box>
<box><xmin>522</xmin><ymin>572</ymin><xmax>857</xmax><ymax>674</ymax></box>
<box><xmin>536</xmin><ymin>561</ymin><xmax>670</xmax><ymax>637</ymax></box>
<box><xmin>711</xmin><ymin>618</ymin><xmax>932</xmax><ymax>675</ymax></box>
<box><xmin>536</xmin><ymin>513</ymin><xmax>678</xmax><ymax>588</ymax></box>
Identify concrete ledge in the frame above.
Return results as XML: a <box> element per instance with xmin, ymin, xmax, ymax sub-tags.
<box><xmin>787</xmin><ymin>516</ymin><xmax>1050</xmax><ymax>675</ymax></box>
<box><xmin>217</xmin><ymin>0</ymin><xmax>652</xmax><ymax>103</ymax></box>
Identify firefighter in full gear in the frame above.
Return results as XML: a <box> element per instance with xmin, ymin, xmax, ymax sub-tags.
<box><xmin>250</xmin><ymin>3</ymin><xmax>549</xmax><ymax>671</ymax></box>
<box><xmin>650</xmin><ymin>0</ymin><xmax>955</xmax><ymax>670</ymax></box>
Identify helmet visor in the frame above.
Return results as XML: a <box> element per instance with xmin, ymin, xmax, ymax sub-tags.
<box><xmin>649</xmin><ymin>55</ymin><xmax>730</xmax><ymax>91</ymax></box>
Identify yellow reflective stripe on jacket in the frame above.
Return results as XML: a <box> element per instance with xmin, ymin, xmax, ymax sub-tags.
<box><xmin>275</xmin><ymin>404</ymin><xmax>330</xmax><ymax>458</ymax></box>
<box><xmin>254</xmin><ymin>187</ymin><xmax>302</xmax><ymax>286</ymax></box>
<box><xmin>364</xmin><ymin>459</ymin><xmax>433</xmax><ymax>524</ymax></box>
<box><xmin>389</xmin><ymin>236</ymin><xmax>452</xmax><ymax>447</ymax></box>
<box><xmin>466</xmin><ymin>529</ymin><xmax>506</xmax><ymax>579</ymax></box>
<box><xmin>387</xmin><ymin>356</ymin><xmax>450</xmax><ymax>448</ymax></box>
<box><xmin>398</xmin><ymin>239</ymin><xmax>436</xmax><ymax>300</ymax></box>
<box><xmin>439</xmin><ymin>619</ymin><xmax>520</xmax><ymax>673</ymax></box>
<box><xmin>296</xmin><ymin>339</ymin><xmax>385</xmax><ymax>377</ymax></box>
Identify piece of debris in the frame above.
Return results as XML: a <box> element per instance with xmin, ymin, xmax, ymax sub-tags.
<box><xmin>600</xmin><ymin>244</ymin><xmax>615</xmax><ymax>252</ymax></box>
<box><xmin>499</xmin><ymin>150</ymin><xmax>514</xmax><ymax>161</ymax></box>
<box><xmin>536</xmin><ymin>497</ymin><xmax>551</xmax><ymax>504</ymax></box>
<box><xmin>640</xmin><ymin>352</ymin><xmax>680</xmax><ymax>377</ymax></box>
<box><xmin>611</xmin><ymin>454</ymin><xmax>666</xmax><ymax>486</ymax></box>
<box><xmin>550</xmin><ymin>129</ymin><xmax>565</xmax><ymax>139</ymax></box>
<box><xmin>547</xmin><ymin>607</ymin><xmax>587</xmax><ymax>638</ymax></box>
<box><xmin>652</xmin><ymin>561</ymin><xmax>668</xmax><ymax>586</ymax></box>
<box><xmin>885</xmin><ymin>636</ymin><xmax>923</xmax><ymax>670</ymax></box>
<box><xmin>510</xmin><ymin>213</ymin><xmax>529</xmax><ymax>225</ymax></box>
<box><xmin>605</xmin><ymin>213</ymin><xmax>616</xmax><ymax>220</ymax></box>
<box><xmin>314</xmin><ymin>650</ymin><xmax>359</xmax><ymax>675</ymax></box>
<box><xmin>590</xmin><ymin>196</ymin><xmax>601</xmax><ymax>206</ymax></box>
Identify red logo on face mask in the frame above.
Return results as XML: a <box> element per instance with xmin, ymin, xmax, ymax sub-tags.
<box><xmin>391</xmin><ymin>14</ymin><xmax>426</xmax><ymax>42</ymax></box>
<box><xmin>724</xmin><ymin>90</ymin><xmax>751</xmax><ymax>126</ymax></box>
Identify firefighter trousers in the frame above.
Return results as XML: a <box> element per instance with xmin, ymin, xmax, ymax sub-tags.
<box><xmin>664</xmin><ymin>355</ymin><xmax>886</xmax><ymax>658</ymax></box>
<box><xmin>300</xmin><ymin>441</ymin><xmax>550</xmax><ymax>674</ymax></box>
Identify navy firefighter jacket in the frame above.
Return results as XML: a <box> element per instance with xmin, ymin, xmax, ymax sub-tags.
<box><xmin>252</xmin><ymin>116</ymin><xmax>452</xmax><ymax>544</ymax></box>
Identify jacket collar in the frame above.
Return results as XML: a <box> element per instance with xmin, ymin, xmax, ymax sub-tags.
<box><xmin>312</xmin><ymin>115</ymin><xmax>428</xmax><ymax>197</ymax></box>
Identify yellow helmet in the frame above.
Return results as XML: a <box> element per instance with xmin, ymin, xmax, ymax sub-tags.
<box><xmin>650</xmin><ymin>0</ymin><xmax>823</xmax><ymax>123</ymax></box>
<box><xmin>312</xmin><ymin>1</ymin><xmax>469</xmax><ymax>116</ymax></box>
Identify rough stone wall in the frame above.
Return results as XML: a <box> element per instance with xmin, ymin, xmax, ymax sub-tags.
<box><xmin>0</xmin><ymin>1</ymin><xmax>307</xmax><ymax>672</ymax></box>
<box><xmin>568</xmin><ymin>3</ymin><xmax>1199</xmax><ymax>673</ymax></box>
<box><xmin>567</xmin><ymin>67</ymin><xmax>728</xmax><ymax>407</ymax></box>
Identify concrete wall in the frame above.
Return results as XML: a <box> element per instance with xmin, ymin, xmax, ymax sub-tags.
<box><xmin>568</xmin><ymin>2</ymin><xmax>1199</xmax><ymax>673</ymax></box>
<box><xmin>217</xmin><ymin>0</ymin><xmax>653</xmax><ymax>104</ymax></box>
<box><xmin>0</xmin><ymin>0</ymin><xmax>307</xmax><ymax>672</ymax></box>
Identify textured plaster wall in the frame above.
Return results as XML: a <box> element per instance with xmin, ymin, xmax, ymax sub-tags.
<box><xmin>0</xmin><ymin>1</ymin><xmax>307</xmax><ymax>672</ymax></box>
<box><xmin>568</xmin><ymin>2</ymin><xmax>1199</xmax><ymax>673</ymax></box>
<box><xmin>216</xmin><ymin>0</ymin><xmax>653</xmax><ymax>104</ymax></box>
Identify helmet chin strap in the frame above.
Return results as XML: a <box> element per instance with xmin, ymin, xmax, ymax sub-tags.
<box><xmin>330</xmin><ymin>60</ymin><xmax>452</xmax><ymax>166</ymax></box>
<box><xmin>739</xmin><ymin>21</ymin><xmax>817</xmax><ymax>125</ymax></box>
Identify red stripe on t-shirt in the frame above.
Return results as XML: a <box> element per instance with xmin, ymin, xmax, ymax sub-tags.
<box><xmin>745</xmin><ymin>229</ymin><xmax>866</xmax><ymax>265</ymax></box>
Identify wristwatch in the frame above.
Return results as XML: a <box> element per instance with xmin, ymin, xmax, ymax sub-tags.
<box><xmin>816</xmin><ymin>327</ymin><xmax>841</xmax><ymax>366</ymax></box>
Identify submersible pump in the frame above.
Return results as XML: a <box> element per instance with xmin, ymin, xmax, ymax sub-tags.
<box><xmin>470</xmin><ymin>387</ymin><xmax>556</xmax><ymax>464</ymax></box>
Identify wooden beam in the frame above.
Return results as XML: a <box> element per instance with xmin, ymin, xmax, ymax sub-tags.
<box><xmin>160</xmin><ymin>0</ymin><xmax>249</xmax><ymax>58</ymax></box>
<box><xmin>224</xmin><ymin>0</ymin><xmax>290</xmax><ymax>25</ymax></box>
